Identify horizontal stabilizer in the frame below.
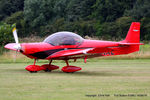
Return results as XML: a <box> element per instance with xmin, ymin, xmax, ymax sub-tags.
<box><xmin>119</xmin><ymin>43</ymin><xmax>144</xmax><ymax>46</ymax></box>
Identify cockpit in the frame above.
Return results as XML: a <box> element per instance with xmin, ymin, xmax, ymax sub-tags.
<box><xmin>43</xmin><ymin>32</ymin><xmax>84</xmax><ymax>46</ymax></box>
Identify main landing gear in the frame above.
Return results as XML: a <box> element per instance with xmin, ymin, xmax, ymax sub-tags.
<box><xmin>25</xmin><ymin>59</ymin><xmax>82</xmax><ymax>73</ymax></box>
<box><xmin>61</xmin><ymin>60</ymin><xmax>82</xmax><ymax>73</ymax></box>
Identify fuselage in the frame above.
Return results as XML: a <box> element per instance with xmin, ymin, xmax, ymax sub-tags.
<box><xmin>19</xmin><ymin>39</ymin><xmax>134</xmax><ymax>60</ymax></box>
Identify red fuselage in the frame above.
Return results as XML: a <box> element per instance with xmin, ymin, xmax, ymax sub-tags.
<box><xmin>19</xmin><ymin>39</ymin><xmax>137</xmax><ymax>60</ymax></box>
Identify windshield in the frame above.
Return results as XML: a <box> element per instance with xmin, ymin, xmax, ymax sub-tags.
<box><xmin>43</xmin><ymin>32</ymin><xmax>83</xmax><ymax>46</ymax></box>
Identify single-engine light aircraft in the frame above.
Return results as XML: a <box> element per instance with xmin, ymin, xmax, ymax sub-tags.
<box><xmin>5</xmin><ymin>22</ymin><xmax>143</xmax><ymax>73</ymax></box>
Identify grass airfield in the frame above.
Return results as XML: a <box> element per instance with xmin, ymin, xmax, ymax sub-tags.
<box><xmin>0</xmin><ymin>59</ymin><xmax>150</xmax><ymax>100</ymax></box>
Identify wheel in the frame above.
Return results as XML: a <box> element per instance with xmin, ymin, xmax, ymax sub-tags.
<box><xmin>30</xmin><ymin>71</ymin><xmax>37</xmax><ymax>73</ymax></box>
<box><xmin>61</xmin><ymin>66</ymin><xmax>82</xmax><ymax>73</ymax></box>
<box><xmin>44</xmin><ymin>68</ymin><xmax>51</xmax><ymax>72</ymax></box>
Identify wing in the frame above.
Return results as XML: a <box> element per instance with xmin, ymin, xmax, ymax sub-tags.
<box><xmin>46</xmin><ymin>48</ymin><xmax>94</xmax><ymax>59</ymax></box>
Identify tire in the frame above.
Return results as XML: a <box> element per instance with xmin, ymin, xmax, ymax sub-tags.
<box><xmin>30</xmin><ymin>71</ymin><xmax>37</xmax><ymax>73</ymax></box>
<box><xmin>44</xmin><ymin>68</ymin><xmax>51</xmax><ymax>72</ymax></box>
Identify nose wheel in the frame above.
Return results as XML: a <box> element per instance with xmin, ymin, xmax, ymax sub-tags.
<box><xmin>25</xmin><ymin>59</ymin><xmax>45</xmax><ymax>72</ymax></box>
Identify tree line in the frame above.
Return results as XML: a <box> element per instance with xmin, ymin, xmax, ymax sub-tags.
<box><xmin>0</xmin><ymin>0</ymin><xmax>150</xmax><ymax>45</ymax></box>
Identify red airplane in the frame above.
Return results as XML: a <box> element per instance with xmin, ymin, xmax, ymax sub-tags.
<box><xmin>5</xmin><ymin>22</ymin><xmax>143</xmax><ymax>73</ymax></box>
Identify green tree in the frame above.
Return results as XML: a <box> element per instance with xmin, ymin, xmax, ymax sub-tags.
<box><xmin>92</xmin><ymin>0</ymin><xmax>136</xmax><ymax>22</ymax></box>
<box><xmin>0</xmin><ymin>0</ymin><xmax>24</xmax><ymax>20</ymax></box>
<box><xmin>124</xmin><ymin>0</ymin><xmax>150</xmax><ymax>20</ymax></box>
<box><xmin>115</xmin><ymin>17</ymin><xmax>135</xmax><ymax>38</ymax></box>
<box><xmin>53</xmin><ymin>0</ymin><xmax>70</xmax><ymax>19</ymax></box>
<box><xmin>24</xmin><ymin>0</ymin><xmax>56</xmax><ymax>29</ymax></box>
<box><xmin>4</xmin><ymin>11</ymin><xmax>27</xmax><ymax>37</ymax></box>
<box><xmin>66</xmin><ymin>0</ymin><xmax>96</xmax><ymax>21</ymax></box>
<box><xmin>0</xmin><ymin>23</ymin><xmax>14</xmax><ymax>45</ymax></box>
<box><xmin>95</xmin><ymin>17</ymin><xmax>135</xmax><ymax>40</ymax></box>
<box><xmin>141</xmin><ymin>17</ymin><xmax>150</xmax><ymax>40</ymax></box>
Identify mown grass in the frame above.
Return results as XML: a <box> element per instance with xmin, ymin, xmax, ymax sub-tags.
<box><xmin>0</xmin><ymin>44</ymin><xmax>150</xmax><ymax>100</ymax></box>
<box><xmin>0</xmin><ymin>59</ymin><xmax>150</xmax><ymax>100</ymax></box>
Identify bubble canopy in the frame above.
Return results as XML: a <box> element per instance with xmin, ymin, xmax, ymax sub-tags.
<box><xmin>43</xmin><ymin>32</ymin><xmax>84</xmax><ymax>46</ymax></box>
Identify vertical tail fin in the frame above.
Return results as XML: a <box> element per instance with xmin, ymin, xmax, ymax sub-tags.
<box><xmin>120</xmin><ymin>22</ymin><xmax>142</xmax><ymax>53</ymax></box>
<box><xmin>125</xmin><ymin>22</ymin><xmax>140</xmax><ymax>43</ymax></box>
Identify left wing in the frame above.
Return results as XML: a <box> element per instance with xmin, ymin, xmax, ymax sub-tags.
<box><xmin>46</xmin><ymin>48</ymin><xmax>94</xmax><ymax>59</ymax></box>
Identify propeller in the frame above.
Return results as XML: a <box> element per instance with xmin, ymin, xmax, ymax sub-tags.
<box><xmin>12</xmin><ymin>28</ymin><xmax>21</xmax><ymax>51</ymax></box>
<box><xmin>12</xmin><ymin>27</ymin><xmax>21</xmax><ymax>62</ymax></box>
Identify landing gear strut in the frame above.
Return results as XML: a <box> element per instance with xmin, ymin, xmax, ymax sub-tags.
<box><xmin>61</xmin><ymin>60</ymin><xmax>82</xmax><ymax>73</ymax></box>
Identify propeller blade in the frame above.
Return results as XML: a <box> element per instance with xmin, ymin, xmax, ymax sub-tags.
<box><xmin>12</xmin><ymin>28</ymin><xmax>21</xmax><ymax>50</ymax></box>
<box><xmin>12</xmin><ymin>27</ymin><xmax>19</xmax><ymax>44</ymax></box>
